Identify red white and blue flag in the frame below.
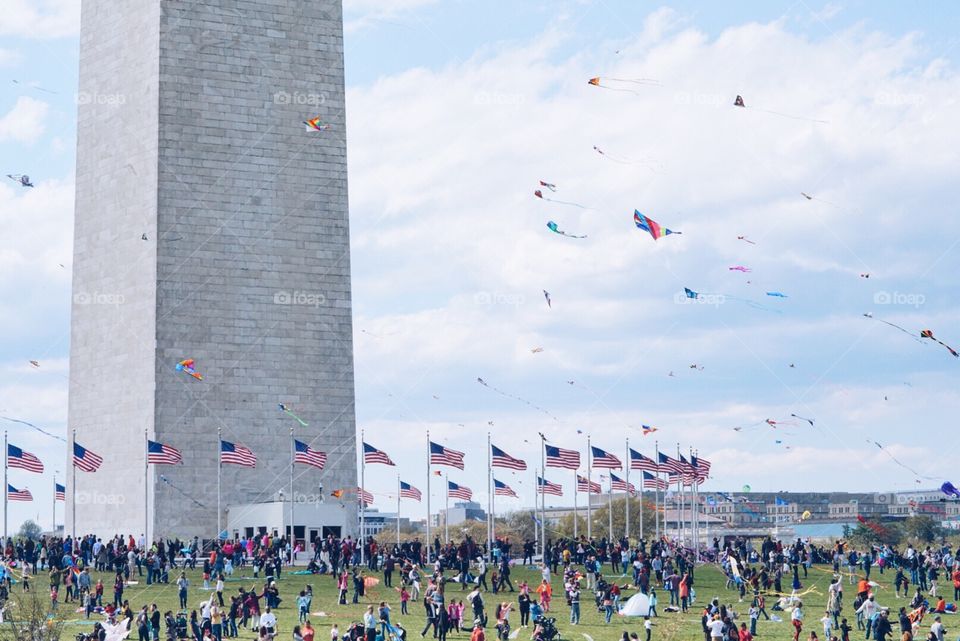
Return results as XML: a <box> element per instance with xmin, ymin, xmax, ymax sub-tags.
<box><xmin>363</xmin><ymin>442</ymin><xmax>395</xmax><ymax>466</ymax></box>
<box><xmin>642</xmin><ymin>471</ymin><xmax>668</xmax><ymax>490</ymax></box>
<box><xmin>7</xmin><ymin>444</ymin><xmax>43</xmax><ymax>473</ymax></box>
<box><xmin>294</xmin><ymin>440</ymin><xmax>327</xmax><ymax>470</ymax></box>
<box><xmin>491</xmin><ymin>444</ymin><xmax>526</xmax><ymax>471</ymax></box>
<box><xmin>493</xmin><ymin>479</ymin><xmax>517</xmax><ymax>498</ymax></box>
<box><xmin>545</xmin><ymin>444</ymin><xmax>580</xmax><ymax>469</ymax></box>
<box><xmin>430</xmin><ymin>441</ymin><xmax>465</xmax><ymax>469</ymax></box>
<box><xmin>537</xmin><ymin>476</ymin><xmax>563</xmax><ymax>496</ymax></box>
<box><xmin>447</xmin><ymin>481</ymin><xmax>472</xmax><ymax>500</ymax></box>
<box><xmin>657</xmin><ymin>452</ymin><xmax>683</xmax><ymax>474</ymax></box>
<box><xmin>7</xmin><ymin>485</ymin><xmax>31</xmax><ymax>501</ymax></box>
<box><xmin>399</xmin><ymin>481</ymin><xmax>421</xmax><ymax>501</ymax></box>
<box><xmin>590</xmin><ymin>445</ymin><xmax>622</xmax><ymax>469</ymax></box>
<box><xmin>147</xmin><ymin>440</ymin><xmax>182</xmax><ymax>465</ymax></box>
<box><xmin>73</xmin><ymin>442</ymin><xmax>103</xmax><ymax>473</ymax></box>
<box><xmin>220</xmin><ymin>440</ymin><xmax>256</xmax><ymax>467</ymax></box>
<box><xmin>630</xmin><ymin>449</ymin><xmax>658</xmax><ymax>472</ymax></box>
<box><xmin>610</xmin><ymin>473</ymin><xmax>637</xmax><ymax>495</ymax></box>
<box><xmin>576</xmin><ymin>475</ymin><xmax>601</xmax><ymax>494</ymax></box>
<box><xmin>55</xmin><ymin>483</ymin><xmax>66</xmax><ymax>501</ymax></box>
<box><xmin>691</xmin><ymin>455</ymin><xmax>711</xmax><ymax>483</ymax></box>
<box><xmin>357</xmin><ymin>487</ymin><xmax>374</xmax><ymax>506</ymax></box>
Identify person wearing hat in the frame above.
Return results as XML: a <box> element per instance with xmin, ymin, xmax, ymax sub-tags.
<box><xmin>470</xmin><ymin>619</ymin><xmax>485</xmax><ymax>641</ymax></box>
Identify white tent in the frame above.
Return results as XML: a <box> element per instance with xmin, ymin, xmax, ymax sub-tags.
<box><xmin>619</xmin><ymin>592</ymin><xmax>651</xmax><ymax>617</ymax></box>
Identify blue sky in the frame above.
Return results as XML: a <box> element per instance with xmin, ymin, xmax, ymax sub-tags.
<box><xmin>1</xmin><ymin>0</ymin><xmax>960</xmax><ymax>528</ymax></box>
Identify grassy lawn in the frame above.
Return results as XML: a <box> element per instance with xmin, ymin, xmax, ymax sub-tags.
<box><xmin>23</xmin><ymin>560</ymin><xmax>881</xmax><ymax>641</ymax></box>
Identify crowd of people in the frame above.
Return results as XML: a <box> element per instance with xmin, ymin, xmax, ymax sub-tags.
<box><xmin>0</xmin><ymin>530</ymin><xmax>957</xmax><ymax>641</ymax></box>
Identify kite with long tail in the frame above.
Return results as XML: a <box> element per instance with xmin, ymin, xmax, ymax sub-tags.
<box><xmin>921</xmin><ymin>329</ymin><xmax>959</xmax><ymax>357</ymax></box>
<box><xmin>733</xmin><ymin>95</ymin><xmax>828</xmax><ymax>124</ymax></box>
<box><xmin>535</xmin><ymin>190</ymin><xmax>589</xmax><ymax>209</ymax></box>
<box><xmin>862</xmin><ymin>313</ymin><xmax>925</xmax><ymax>344</ymax></box>
<box><xmin>588</xmin><ymin>76</ymin><xmax>660</xmax><ymax>94</ymax></box>
<box><xmin>870</xmin><ymin>440</ymin><xmax>937</xmax><ymax>480</ymax></box>
<box><xmin>684</xmin><ymin>287</ymin><xmax>779</xmax><ymax>313</ymax></box>
<box><xmin>538</xmin><ymin>180</ymin><xmax>557</xmax><ymax>192</ymax></box>
<box><xmin>594</xmin><ymin>146</ymin><xmax>661</xmax><ymax>169</ymax></box>
<box><xmin>546</xmin><ymin>221</ymin><xmax>586</xmax><ymax>239</ymax></box>
<box><xmin>279</xmin><ymin>403</ymin><xmax>309</xmax><ymax>426</ymax></box>
<box><xmin>634</xmin><ymin>210</ymin><xmax>681</xmax><ymax>241</ymax></box>
<box><xmin>477</xmin><ymin>377</ymin><xmax>559</xmax><ymax>422</ymax></box>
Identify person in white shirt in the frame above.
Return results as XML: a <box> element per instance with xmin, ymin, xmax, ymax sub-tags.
<box><xmin>260</xmin><ymin>608</ymin><xmax>277</xmax><ymax>635</ymax></box>
<box><xmin>931</xmin><ymin>616</ymin><xmax>945</xmax><ymax>641</ymax></box>
<box><xmin>709</xmin><ymin>617</ymin><xmax>725</xmax><ymax>640</ymax></box>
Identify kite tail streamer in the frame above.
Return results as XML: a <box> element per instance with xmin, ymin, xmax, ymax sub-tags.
<box><xmin>921</xmin><ymin>330</ymin><xmax>959</xmax><ymax>357</ymax></box>
<box><xmin>0</xmin><ymin>416</ymin><xmax>67</xmax><ymax>442</ymax></box>
<box><xmin>158</xmin><ymin>474</ymin><xmax>207</xmax><ymax>508</ymax></box>
<box><xmin>747</xmin><ymin>106</ymin><xmax>829</xmax><ymax>124</ymax></box>
<box><xmin>477</xmin><ymin>377</ymin><xmax>560</xmax><ymax>422</ymax></box>
<box><xmin>542</xmin><ymin>197</ymin><xmax>590</xmax><ymax>209</ymax></box>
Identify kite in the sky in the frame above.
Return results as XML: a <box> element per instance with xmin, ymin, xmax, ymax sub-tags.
<box><xmin>303</xmin><ymin>117</ymin><xmax>331</xmax><ymax>131</ymax></box>
<box><xmin>543</xmin><ymin>290</ymin><xmax>551</xmax><ymax>308</ymax></box>
<box><xmin>546</xmin><ymin>221</ymin><xmax>586</xmax><ymax>239</ymax></box>
<box><xmin>870</xmin><ymin>440</ymin><xmax>936</xmax><ymax>481</ymax></box>
<box><xmin>594</xmin><ymin>146</ymin><xmax>661</xmax><ymax>170</ymax></box>
<box><xmin>534</xmin><ymin>190</ymin><xmax>589</xmax><ymax>209</ymax></box>
<box><xmin>689</xmin><ymin>364</ymin><xmax>704</xmax><ymax>371</ymax></box>
<box><xmin>737</xmin><ymin>236</ymin><xmax>756</xmax><ymax>245</ymax></box>
<box><xmin>862</xmin><ymin>313</ymin><xmax>924</xmax><ymax>344</ymax></box>
<box><xmin>765</xmin><ymin>419</ymin><xmax>778</xmax><ymax>427</ymax></box>
<box><xmin>587</xmin><ymin>76</ymin><xmax>660</xmax><ymax>94</ymax></box>
<box><xmin>729</xmin><ymin>266</ymin><xmax>751</xmax><ymax>273</ymax></box>
<box><xmin>684</xmin><ymin>287</ymin><xmax>778</xmax><ymax>313</ymax></box>
<box><xmin>279</xmin><ymin>403</ymin><xmax>308</xmax><ymax>426</ymax></box>
<box><xmin>477</xmin><ymin>377</ymin><xmax>559</xmax><ymax>421</ymax></box>
<box><xmin>12</xmin><ymin>79</ymin><xmax>56</xmax><ymax>94</ymax></box>
<box><xmin>733</xmin><ymin>95</ymin><xmax>828</xmax><ymax>124</ymax></box>
<box><xmin>860</xmin><ymin>273</ymin><xmax>870</xmax><ymax>278</ymax></box>
<box><xmin>641</xmin><ymin>425</ymin><xmax>658</xmax><ymax>436</ymax></box>
<box><xmin>790</xmin><ymin>413</ymin><xmax>815</xmax><ymax>427</ymax></box>
<box><xmin>856</xmin><ymin>514</ymin><xmax>888</xmax><ymax>537</ymax></box>
<box><xmin>766</xmin><ymin>292</ymin><xmax>788</xmax><ymax>298</ymax></box>
<box><xmin>634</xmin><ymin>210</ymin><xmax>681</xmax><ymax>241</ymax></box>
<box><xmin>921</xmin><ymin>329</ymin><xmax>959</xmax><ymax>358</ymax></box>
<box><xmin>941</xmin><ymin>482</ymin><xmax>960</xmax><ymax>499</ymax></box>
<box><xmin>538</xmin><ymin>181</ymin><xmax>557</xmax><ymax>192</ymax></box>
<box><xmin>28</xmin><ymin>360</ymin><xmax>39</xmax><ymax>368</ymax></box>
<box><xmin>530</xmin><ymin>347</ymin><xmax>544</xmax><ymax>354</ymax></box>
<box><xmin>175</xmin><ymin>358</ymin><xmax>203</xmax><ymax>380</ymax></box>
<box><xmin>6</xmin><ymin>174</ymin><xmax>33</xmax><ymax>187</ymax></box>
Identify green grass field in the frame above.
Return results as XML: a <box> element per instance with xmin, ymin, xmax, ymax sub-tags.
<box><xmin>23</xmin><ymin>561</ymin><xmax>886</xmax><ymax>641</ymax></box>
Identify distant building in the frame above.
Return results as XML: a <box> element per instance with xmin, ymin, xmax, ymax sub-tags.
<box><xmin>434</xmin><ymin>501</ymin><xmax>487</xmax><ymax>528</ymax></box>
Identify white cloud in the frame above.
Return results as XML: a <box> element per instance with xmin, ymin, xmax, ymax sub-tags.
<box><xmin>0</xmin><ymin>96</ymin><xmax>50</xmax><ymax>144</ymax></box>
<box><xmin>0</xmin><ymin>0</ymin><xmax>79</xmax><ymax>39</ymax></box>
<box><xmin>343</xmin><ymin>0</ymin><xmax>439</xmax><ymax>34</ymax></box>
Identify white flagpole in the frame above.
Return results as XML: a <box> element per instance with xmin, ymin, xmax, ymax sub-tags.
<box><xmin>425</xmin><ymin>431</ymin><xmax>431</xmax><ymax>564</ymax></box>
<box><xmin>360</xmin><ymin>428</ymin><xmax>366</xmax><ymax>565</ymax></box>
<box><xmin>676</xmin><ymin>443</ymin><xmax>683</xmax><ymax>542</ymax></box>
<box><xmin>487</xmin><ymin>433</ymin><xmax>493</xmax><ymax>559</ymax></box>
<box><xmin>654</xmin><ymin>440</ymin><xmax>660</xmax><ymax>542</ymax></box>
<box><xmin>444</xmin><ymin>472</ymin><xmax>449</xmax><ymax>543</ymax></box>
<box><xmin>586</xmin><ymin>435</ymin><xmax>592</xmax><ymax>541</ymax></box>
<box><xmin>625</xmin><ymin>438</ymin><xmax>630</xmax><ymax>543</ymax></box>
<box><xmin>4</xmin><ymin>430</ymin><xmax>8</xmax><ymax>542</ymax></box>
<box><xmin>52</xmin><ymin>473</ymin><xmax>56</xmax><ymax>534</ymax></box>
<box><xmin>290</xmin><ymin>426</ymin><xmax>295</xmax><ymax>561</ymax></box>
<box><xmin>532</xmin><ymin>468</ymin><xmax>538</xmax><ymax>553</ymax></box>
<box><xmin>539</xmin><ymin>436</ymin><xmax>546</xmax><ymax>558</ymax></box>
<box><xmin>71</xmin><ymin>429</ymin><xmax>76</xmax><ymax>539</ymax></box>
<box><xmin>573</xmin><ymin>468</ymin><xmax>578</xmax><ymax>539</ymax></box>
<box><xmin>608</xmin><ymin>475</ymin><xmax>613</xmax><ymax>542</ymax></box>
<box><xmin>396</xmin><ymin>474</ymin><xmax>401</xmax><ymax>550</ymax></box>
<box><xmin>217</xmin><ymin>427</ymin><xmax>222</xmax><ymax>539</ymax></box>
<box><xmin>144</xmin><ymin>429</ymin><xmax>149</xmax><ymax>546</ymax></box>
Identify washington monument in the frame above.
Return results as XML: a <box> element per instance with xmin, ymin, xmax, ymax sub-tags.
<box><xmin>67</xmin><ymin>0</ymin><xmax>357</xmax><ymax>540</ymax></box>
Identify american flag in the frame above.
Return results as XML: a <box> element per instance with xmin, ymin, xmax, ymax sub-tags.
<box><xmin>220</xmin><ymin>440</ymin><xmax>256</xmax><ymax>467</ymax></box>
<box><xmin>294</xmin><ymin>440</ymin><xmax>327</xmax><ymax>470</ymax></box>
<box><xmin>629</xmin><ymin>449</ymin><xmax>658</xmax><ymax>472</ymax></box>
<box><xmin>491</xmin><ymin>444</ymin><xmax>526</xmax><ymax>471</ymax></box>
<box><xmin>430</xmin><ymin>441</ymin><xmax>465</xmax><ymax>470</ymax></box>
<box><xmin>7</xmin><ymin>444</ymin><xmax>43</xmax><ymax>473</ymax></box>
<box><xmin>493</xmin><ymin>479</ymin><xmax>517</xmax><ymax>498</ymax></box>
<box><xmin>610</xmin><ymin>473</ymin><xmax>637</xmax><ymax>495</ymax></box>
<box><xmin>537</xmin><ymin>476</ymin><xmax>563</xmax><ymax>496</ymax></box>
<box><xmin>576</xmin><ymin>475</ymin><xmax>601</xmax><ymax>494</ymax></box>
<box><xmin>357</xmin><ymin>487</ymin><xmax>374</xmax><ymax>506</ymax></box>
<box><xmin>447</xmin><ymin>481</ymin><xmax>472</xmax><ymax>500</ymax></box>
<box><xmin>73</xmin><ymin>442</ymin><xmax>103</xmax><ymax>473</ymax></box>
<box><xmin>147</xmin><ymin>440</ymin><xmax>182</xmax><ymax>465</ymax></box>
<box><xmin>363</xmin><ymin>442</ymin><xmax>395</xmax><ymax>466</ymax></box>
<box><xmin>691</xmin><ymin>455</ymin><xmax>711</xmax><ymax>483</ymax></box>
<box><xmin>7</xmin><ymin>485</ymin><xmax>31</xmax><ymax>501</ymax></box>
<box><xmin>55</xmin><ymin>483</ymin><xmax>65</xmax><ymax>501</ymax></box>
<box><xmin>642</xmin><ymin>471</ymin><xmax>668</xmax><ymax>490</ymax></box>
<box><xmin>657</xmin><ymin>451</ymin><xmax>683</xmax><ymax>474</ymax></box>
<box><xmin>590</xmin><ymin>445</ymin><xmax>622</xmax><ymax>469</ymax></box>
<box><xmin>545</xmin><ymin>444</ymin><xmax>580</xmax><ymax>469</ymax></box>
<box><xmin>399</xmin><ymin>481</ymin><xmax>421</xmax><ymax>501</ymax></box>
<box><xmin>679</xmin><ymin>455</ymin><xmax>697</xmax><ymax>485</ymax></box>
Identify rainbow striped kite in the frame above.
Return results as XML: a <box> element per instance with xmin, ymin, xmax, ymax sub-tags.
<box><xmin>634</xmin><ymin>210</ymin><xmax>681</xmax><ymax>241</ymax></box>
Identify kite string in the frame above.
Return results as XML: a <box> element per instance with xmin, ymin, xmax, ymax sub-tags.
<box><xmin>477</xmin><ymin>378</ymin><xmax>560</xmax><ymax>422</ymax></box>
<box><xmin>747</xmin><ymin>106</ymin><xmax>829</xmax><ymax>124</ymax></box>
<box><xmin>870</xmin><ymin>440</ymin><xmax>937</xmax><ymax>480</ymax></box>
<box><xmin>0</xmin><ymin>416</ymin><xmax>67</xmax><ymax>442</ymax></box>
